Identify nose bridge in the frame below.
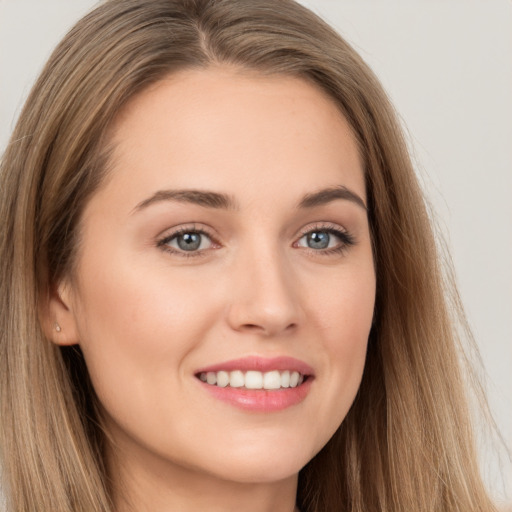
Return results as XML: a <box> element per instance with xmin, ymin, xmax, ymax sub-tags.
<box><xmin>226</xmin><ymin>234</ymin><xmax>300</xmax><ymax>335</ymax></box>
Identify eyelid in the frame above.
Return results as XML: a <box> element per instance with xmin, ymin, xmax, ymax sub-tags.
<box><xmin>155</xmin><ymin>221</ymin><xmax>355</xmax><ymax>258</ymax></box>
<box><xmin>293</xmin><ymin>222</ymin><xmax>356</xmax><ymax>254</ymax></box>
<box><xmin>295</xmin><ymin>222</ymin><xmax>351</xmax><ymax>240</ymax></box>
<box><xmin>157</xmin><ymin>224</ymin><xmax>220</xmax><ymax>257</ymax></box>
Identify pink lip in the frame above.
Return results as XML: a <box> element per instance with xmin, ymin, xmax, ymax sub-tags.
<box><xmin>195</xmin><ymin>356</ymin><xmax>314</xmax><ymax>412</ymax></box>
<box><xmin>195</xmin><ymin>355</ymin><xmax>314</xmax><ymax>375</ymax></box>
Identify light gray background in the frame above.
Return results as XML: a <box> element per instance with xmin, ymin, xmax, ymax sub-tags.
<box><xmin>1</xmin><ymin>0</ymin><xmax>511</xmax><ymax>505</ymax></box>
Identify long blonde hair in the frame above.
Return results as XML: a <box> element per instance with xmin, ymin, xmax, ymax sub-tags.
<box><xmin>0</xmin><ymin>0</ymin><xmax>497</xmax><ymax>510</ymax></box>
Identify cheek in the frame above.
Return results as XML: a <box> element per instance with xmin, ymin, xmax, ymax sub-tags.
<box><xmin>71</xmin><ymin>247</ymin><xmax>219</xmax><ymax>410</ymax></box>
<box><xmin>310</xmin><ymin>256</ymin><xmax>375</xmax><ymax>350</ymax></box>
<box><xmin>305</xmin><ymin>262</ymin><xmax>375</xmax><ymax>436</ymax></box>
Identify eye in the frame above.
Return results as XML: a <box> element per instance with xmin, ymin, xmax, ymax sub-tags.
<box><xmin>295</xmin><ymin>225</ymin><xmax>355</xmax><ymax>254</ymax></box>
<box><xmin>299</xmin><ymin>231</ymin><xmax>335</xmax><ymax>250</ymax></box>
<box><xmin>158</xmin><ymin>228</ymin><xmax>214</xmax><ymax>254</ymax></box>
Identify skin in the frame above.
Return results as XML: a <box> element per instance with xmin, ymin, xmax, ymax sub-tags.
<box><xmin>49</xmin><ymin>67</ymin><xmax>376</xmax><ymax>512</ymax></box>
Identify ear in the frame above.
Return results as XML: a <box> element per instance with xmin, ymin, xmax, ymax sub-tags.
<box><xmin>41</xmin><ymin>280</ymin><xmax>80</xmax><ymax>346</ymax></box>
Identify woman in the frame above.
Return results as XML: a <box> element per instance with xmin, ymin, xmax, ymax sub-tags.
<box><xmin>0</xmin><ymin>0</ymin><xmax>498</xmax><ymax>511</ymax></box>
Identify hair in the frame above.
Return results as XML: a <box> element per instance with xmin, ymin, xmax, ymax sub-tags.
<box><xmin>0</xmin><ymin>0</ymin><xmax>498</xmax><ymax>511</ymax></box>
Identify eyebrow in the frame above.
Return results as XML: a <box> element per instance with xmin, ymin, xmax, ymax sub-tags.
<box><xmin>297</xmin><ymin>186</ymin><xmax>367</xmax><ymax>211</ymax></box>
<box><xmin>132</xmin><ymin>189</ymin><xmax>238</xmax><ymax>213</ymax></box>
<box><xmin>132</xmin><ymin>185</ymin><xmax>367</xmax><ymax>214</ymax></box>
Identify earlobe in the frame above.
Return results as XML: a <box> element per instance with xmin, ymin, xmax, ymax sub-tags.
<box><xmin>41</xmin><ymin>280</ymin><xmax>80</xmax><ymax>346</ymax></box>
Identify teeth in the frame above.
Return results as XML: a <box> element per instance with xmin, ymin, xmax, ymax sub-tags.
<box><xmin>281</xmin><ymin>370</ymin><xmax>290</xmax><ymax>388</ymax></box>
<box><xmin>263</xmin><ymin>370</ymin><xmax>281</xmax><ymax>390</ymax></box>
<box><xmin>198</xmin><ymin>370</ymin><xmax>305</xmax><ymax>390</ymax></box>
<box><xmin>245</xmin><ymin>371</ymin><xmax>263</xmax><ymax>389</ymax></box>
<box><xmin>216</xmin><ymin>371</ymin><xmax>229</xmax><ymax>388</ymax></box>
<box><xmin>289</xmin><ymin>371</ymin><xmax>299</xmax><ymax>388</ymax></box>
<box><xmin>229</xmin><ymin>370</ymin><xmax>244</xmax><ymax>388</ymax></box>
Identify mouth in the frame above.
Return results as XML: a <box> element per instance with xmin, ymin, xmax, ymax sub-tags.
<box><xmin>194</xmin><ymin>356</ymin><xmax>314</xmax><ymax>411</ymax></box>
<box><xmin>196</xmin><ymin>369</ymin><xmax>307</xmax><ymax>390</ymax></box>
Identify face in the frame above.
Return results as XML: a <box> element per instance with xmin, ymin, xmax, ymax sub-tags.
<box><xmin>53</xmin><ymin>68</ymin><xmax>375</xmax><ymax>487</ymax></box>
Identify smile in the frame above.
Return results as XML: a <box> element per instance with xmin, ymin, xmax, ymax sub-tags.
<box><xmin>195</xmin><ymin>356</ymin><xmax>313</xmax><ymax>411</ymax></box>
<box><xmin>198</xmin><ymin>370</ymin><xmax>305</xmax><ymax>390</ymax></box>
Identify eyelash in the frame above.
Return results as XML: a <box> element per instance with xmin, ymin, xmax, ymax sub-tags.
<box><xmin>295</xmin><ymin>223</ymin><xmax>356</xmax><ymax>256</ymax></box>
<box><xmin>156</xmin><ymin>223</ymin><xmax>355</xmax><ymax>258</ymax></box>
<box><xmin>157</xmin><ymin>225</ymin><xmax>217</xmax><ymax>259</ymax></box>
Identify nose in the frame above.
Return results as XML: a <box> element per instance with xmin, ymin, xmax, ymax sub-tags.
<box><xmin>225</xmin><ymin>245</ymin><xmax>301</xmax><ymax>337</ymax></box>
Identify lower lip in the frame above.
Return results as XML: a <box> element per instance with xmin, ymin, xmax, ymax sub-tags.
<box><xmin>198</xmin><ymin>378</ymin><xmax>313</xmax><ymax>412</ymax></box>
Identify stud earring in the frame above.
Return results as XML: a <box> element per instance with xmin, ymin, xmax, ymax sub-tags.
<box><xmin>54</xmin><ymin>322</ymin><xmax>62</xmax><ymax>332</ymax></box>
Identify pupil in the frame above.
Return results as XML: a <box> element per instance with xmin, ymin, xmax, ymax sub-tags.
<box><xmin>177</xmin><ymin>233</ymin><xmax>201</xmax><ymax>251</ymax></box>
<box><xmin>308</xmin><ymin>231</ymin><xmax>329</xmax><ymax>249</ymax></box>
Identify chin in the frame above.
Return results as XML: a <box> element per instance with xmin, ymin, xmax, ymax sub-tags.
<box><xmin>206</xmin><ymin>456</ymin><xmax>308</xmax><ymax>485</ymax></box>
<box><xmin>196</xmin><ymin>436</ymin><xmax>320</xmax><ymax>484</ymax></box>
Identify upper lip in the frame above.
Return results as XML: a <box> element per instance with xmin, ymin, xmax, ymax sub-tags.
<box><xmin>195</xmin><ymin>356</ymin><xmax>314</xmax><ymax>376</ymax></box>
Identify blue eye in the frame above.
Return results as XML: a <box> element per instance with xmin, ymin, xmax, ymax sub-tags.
<box><xmin>303</xmin><ymin>231</ymin><xmax>331</xmax><ymax>249</ymax></box>
<box><xmin>297</xmin><ymin>227</ymin><xmax>353</xmax><ymax>252</ymax></box>
<box><xmin>161</xmin><ymin>230</ymin><xmax>213</xmax><ymax>253</ymax></box>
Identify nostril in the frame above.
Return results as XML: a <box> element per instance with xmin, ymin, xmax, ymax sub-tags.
<box><xmin>237</xmin><ymin>323</ymin><xmax>264</xmax><ymax>333</ymax></box>
<box><xmin>240</xmin><ymin>322</ymin><xmax>297</xmax><ymax>334</ymax></box>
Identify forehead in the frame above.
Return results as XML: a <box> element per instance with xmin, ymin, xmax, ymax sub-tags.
<box><xmin>98</xmin><ymin>67</ymin><xmax>364</xmax><ymax>210</ymax></box>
